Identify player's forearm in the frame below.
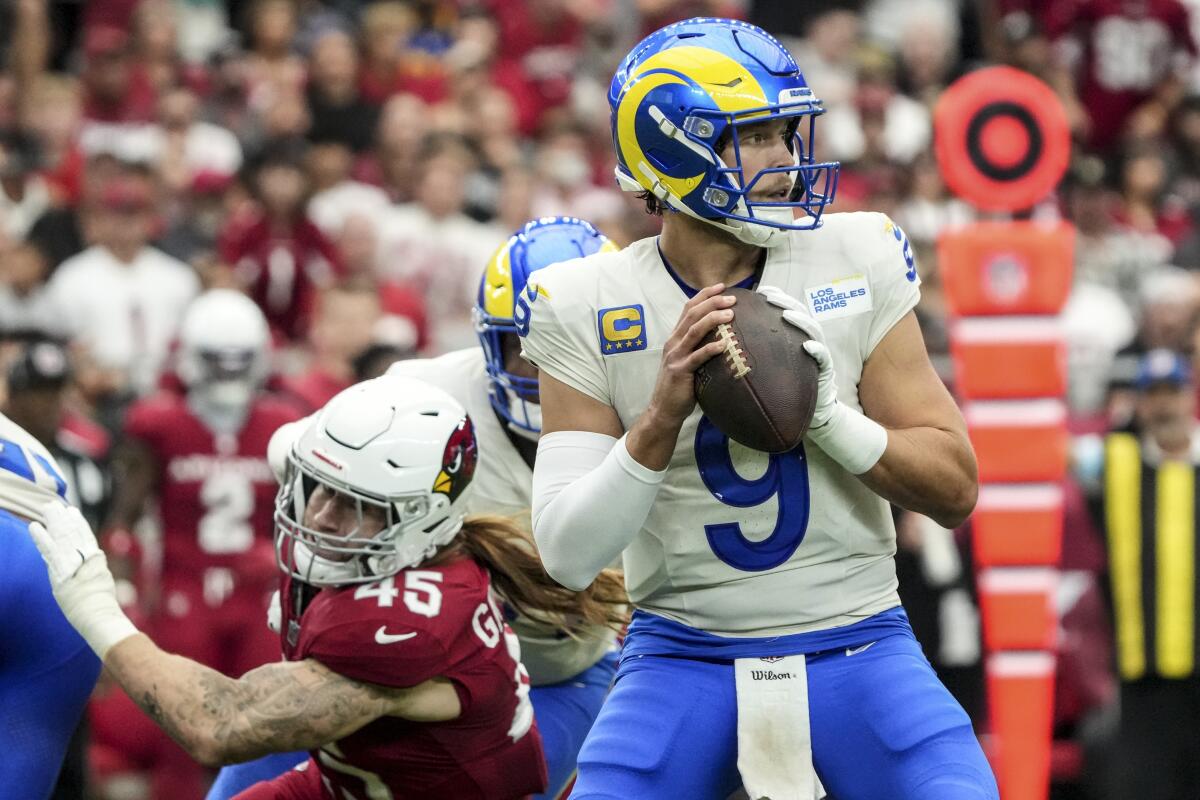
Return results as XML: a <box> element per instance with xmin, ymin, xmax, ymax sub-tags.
<box><xmin>626</xmin><ymin>403</ymin><xmax>685</xmax><ymax>471</ymax></box>
<box><xmin>104</xmin><ymin>634</ymin><xmax>247</xmax><ymax>766</ymax></box>
<box><xmin>533</xmin><ymin>431</ymin><xmax>665</xmax><ymax>590</ymax></box>
<box><xmin>858</xmin><ymin>426</ymin><xmax>978</xmax><ymax>529</ymax></box>
<box><xmin>104</xmin><ymin>635</ymin><xmax>389</xmax><ymax>766</ymax></box>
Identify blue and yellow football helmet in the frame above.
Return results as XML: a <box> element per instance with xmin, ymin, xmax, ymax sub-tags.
<box><xmin>608</xmin><ymin>17</ymin><xmax>839</xmax><ymax>246</ymax></box>
<box><xmin>474</xmin><ymin>217</ymin><xmax>617</xmax><ymax>435</ymax></box>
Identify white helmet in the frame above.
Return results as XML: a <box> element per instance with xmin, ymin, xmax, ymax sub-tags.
<box><xmin>177</xmin><ymin>289</ymin><xmax>270</xmax><ymax>412</ymax></box>
<box><xmin>274</xmin><ymin>375</ymin><xmax>479</xmax><ymax>586</ymax></box>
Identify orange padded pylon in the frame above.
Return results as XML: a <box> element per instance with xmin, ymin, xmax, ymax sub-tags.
<box><xmin>965</xmin><ymin>400</ymin><xmax>1068</xmax><ymax>483</ymax></box>
<box><xmin>939</xmin><ymin>222</ymin><xmax>1074</xmax><ymax>317</ymax></box>
<box><xmin>951</xmin><ymin>318</ymin><xmax>1066</xmax><ymax>400</ymax></box>
<box><xmin>978</xmin><ymin>568</ymin><xmax>1058</xmax><ymax>650</ymax></box>
<box><xmin>987</xmin><ymin>652</ymin><xmax>1056</xmax><ymax>800</ymax></box>
<box><xmin>973</xmin><ymin>484</ymin><xmax>1064</xmax><ymax>567</ymax></box>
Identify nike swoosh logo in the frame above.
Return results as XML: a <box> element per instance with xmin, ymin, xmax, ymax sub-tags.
<box><xmin>708</xmin><ymin>77</ymin><xmax>743</xmax><ymax>88</ymax></box>
<box><xmin>375</xmin><ymin>626</ymin><xmax>418</xmax><ymax>645</ymax></box>
<box><xmin>845</xmin><ymin>641</ymin><xmax>877</xmax><ymax>657</ymax></box>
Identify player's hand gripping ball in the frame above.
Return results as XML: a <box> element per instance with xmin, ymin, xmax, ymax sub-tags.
<box><xmin>694</xmin><ymin>286</ymin><xmax>820</xmax><ymax>453</ymax></box>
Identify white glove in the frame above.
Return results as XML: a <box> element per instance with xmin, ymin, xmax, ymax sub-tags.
<box><xmin>28</xmin><ymin>501</ymin><xmax>139</xmax><ymax>659</ymax></box>
<box><xmin>756</xmin><ymin>285</ymin><xmax>888</xmax><ymax>475</ymax></box>
<box><xmin>267</xmin><ymin>589</ymin><xmax>282</xmax><ymax>634</ymax></box>
<box><xmin>756</xmin><ymin>286</ymin><xmax>836</xmax><ymax>428</ymax></box>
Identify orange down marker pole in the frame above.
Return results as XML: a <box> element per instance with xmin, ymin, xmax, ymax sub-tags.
<box><xmin>934</xmin><ymin>66</ymin><xmax>1072</xmax><ymax>800</ymax></box>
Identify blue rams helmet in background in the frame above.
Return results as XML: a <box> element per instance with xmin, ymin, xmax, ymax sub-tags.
<box><xmin>474</xmin><ymin>217</ymin><xmax>617</xmax><ymax>436</ymax></box>
<box><xmin>608</xmin><ymin>17</ymin><xmax>839</xmax><ymax>247</ymax></box>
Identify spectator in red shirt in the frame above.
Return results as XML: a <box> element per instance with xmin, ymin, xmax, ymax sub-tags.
<box><xmin>131</xmin><ymin>0</ymin><xmax>191</xmax><ymax>96</ymax></box>
<box><xmin>80</xmin><ymin>26</ymin><xmax>157</xmax><ymax>125</ymax></box>
<box><xmin>485</xmin><ymin>0</ymin><xmax>585</xmax><ymax>134</ymax></box>
<box><xmin>220</xmin><ymin>139</ymin><xmax>344</xmax><ymax>341</ymax></box>
<box><xmin>1044</xmin><ymin>0</ymin><xmax>1196</xmax><ymax>153</ymax></box>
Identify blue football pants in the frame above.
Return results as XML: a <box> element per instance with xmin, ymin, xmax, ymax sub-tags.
<box><xmin>0</xmin><ymin>514</ymin><xmax>100</xmax><ymax>799</ymax></box>
<box><xmin>569</xmin><ymin>630</ymin><xmax>998</xmax><ymax>799</ymax></box>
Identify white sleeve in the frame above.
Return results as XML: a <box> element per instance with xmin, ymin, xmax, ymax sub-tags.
<box><xmin>519</xmin><ymin>270</ymin><xmax>611</xmax><ymax>406</ymax></box>
<box><xmin>0</xmin><ymin>413</ymin><xmax>69</xmax><ymax>522</ymax></box>
<box><xmin>865</xmin><ymin>215</ymin><xmax>922</xmax><ymax>356</ymax></box>
<box><xmin>385</xmin><ymin>355</ymin><xmax>444</xmax><ymax>386</ymax></box>
<box><xmin>531</xmin><ymin>431</ymin><xmax>665</xmax><ymax>591</ymax></box>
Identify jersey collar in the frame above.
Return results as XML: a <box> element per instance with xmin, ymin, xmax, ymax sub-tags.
<box><xmin>656</xmin><ymin>239</ymin><xmax>761</xmax><ymax>299</ymax></box>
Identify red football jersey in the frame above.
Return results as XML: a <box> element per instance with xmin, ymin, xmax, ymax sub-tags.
<box><xmin>1044</xmin><ymin>0</ymin><xmax>1196</xmax><ymax>151</ymax></box>
<box><xmin>219</xmin><ymin>213</ymin><xmax>344</xmax><ymax>341</ymax></box>
<box><xmin>279</xmin><ymin>556</ymin><xmax>547</xmax><ymax>799</ymax></box>
<box><xmin>123</xmin><ymin>392</ymin><xmax>302</xmax><ymax>579</ymax></box>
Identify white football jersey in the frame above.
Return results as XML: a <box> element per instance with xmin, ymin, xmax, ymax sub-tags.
<box><xmin>387</xmin><ymin>349</ymin><xmax>616</xmax><ymax>683</ymax></box>
<box><xmin>521</xmin><ymin>212</ymin><xmax>922</xmax><ymax>637</ymax></box>
<box><xmin>0</xmin><ymin>413</ymin><xmax>67</xmax><ymax>523</ymax></box>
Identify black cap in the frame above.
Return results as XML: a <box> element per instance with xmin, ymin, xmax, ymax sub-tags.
<box><xmin>7</xmin><ymin>341</ymin><xmax>71</xmax><ymax>392</ymax></box>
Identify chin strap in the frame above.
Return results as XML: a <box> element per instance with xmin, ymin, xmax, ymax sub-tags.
<box><xmin>618</xmin><ymin>158</ymin><xmax>795</xmax><ymax>249</ymax></box>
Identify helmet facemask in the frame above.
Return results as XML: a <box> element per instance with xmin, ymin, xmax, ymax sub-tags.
<box><xmin>475</xmin><ymin>317</ymin><xmax>541</xmax><ymax>439</ymax></box>
<box><xmin>186</xmin><ymin>347</ymin><xmax>265</xmax><ymax>406</ymax></box>
<box><xmin>616</xmin><ymin>102</ymin><xmax>840</xmax><ymax>247</ymax></box>
<box><xmin>474</xmin><ymin>217</ymin><xmax>613</xmax><ymax>439</ymax></box>
<box><xmin>274</xmin><ymin>453</ymin><xmax>460</xmax><ymax>587</ymax></box>
<box><xmin>714</xmin><ymin>112</ymin><xmax>839</xmax><ymax>234</ymax></box>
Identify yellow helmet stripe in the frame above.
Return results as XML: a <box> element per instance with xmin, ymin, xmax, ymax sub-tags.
<box><xmin>616</xmin><ymin>46</ymin><xmax>772</xmax><ymax>202</ymax></box>
<box><xmin>482</xmin><ymin>240</ymin><xmax>516</xmax><ymax>319</ymax></box>
<box><xmin>616</xmin><ymin>70</ymin><xmax>706</xmax><ymax>201</ymax></box>
<box><xmin>630</xmin><ymin>46</ymin><xmax>769</xmax><ymax>116</ymax></box>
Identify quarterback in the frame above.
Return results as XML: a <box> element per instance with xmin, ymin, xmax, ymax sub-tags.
<box><xmin>522</xmin><ymin>18</ymin><xmax>997</xmax><ymax>800</ymax></box>
<box><xmin>26</xmin><ymin>375</ymin><xmax>624</xmax><ymax>799</ymax></box>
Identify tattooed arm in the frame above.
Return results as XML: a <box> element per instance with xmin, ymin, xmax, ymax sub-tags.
<box><xmin>103</xmin><ymin>634</ymin><xmax>462</xmax><ymax>767</ymax></box>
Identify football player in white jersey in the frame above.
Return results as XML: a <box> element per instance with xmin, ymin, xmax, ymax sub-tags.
<box><xmin>205</xmin><ymin>217</ymin><xmax>624</xmax><ymax>800</ymax></box>
<box><xmin>521</xmin><ymin>18</ymin><xmax>997</xmax><ymax>800</ymax></box>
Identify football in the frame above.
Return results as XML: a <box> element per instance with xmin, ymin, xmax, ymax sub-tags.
<box><xmin>694</xmin><ymin>287</ymin><xmax>820</xmax><ymax>453</ymax></box>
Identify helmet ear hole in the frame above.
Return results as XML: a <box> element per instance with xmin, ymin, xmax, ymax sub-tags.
<box><xmin>714</xmin><ymin>130</ymin><xmax>732</xmax><ymax>156</ymax></box>
<box><xmin>646</xmin><ymin>148</ymin><xmax>681</xmax><ymax>172</ymax></box>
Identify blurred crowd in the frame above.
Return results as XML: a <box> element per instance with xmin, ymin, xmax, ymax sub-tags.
<box><xmin>4</xmin><ymin>0</ymin><xmax>1200</xmax><ymax>798</ymax></box>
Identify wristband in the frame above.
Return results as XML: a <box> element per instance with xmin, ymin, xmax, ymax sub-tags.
<box><xmin>806</xmin><ymin>404</ymin><xmax>888</xmax><ymax>475</ymax></box>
